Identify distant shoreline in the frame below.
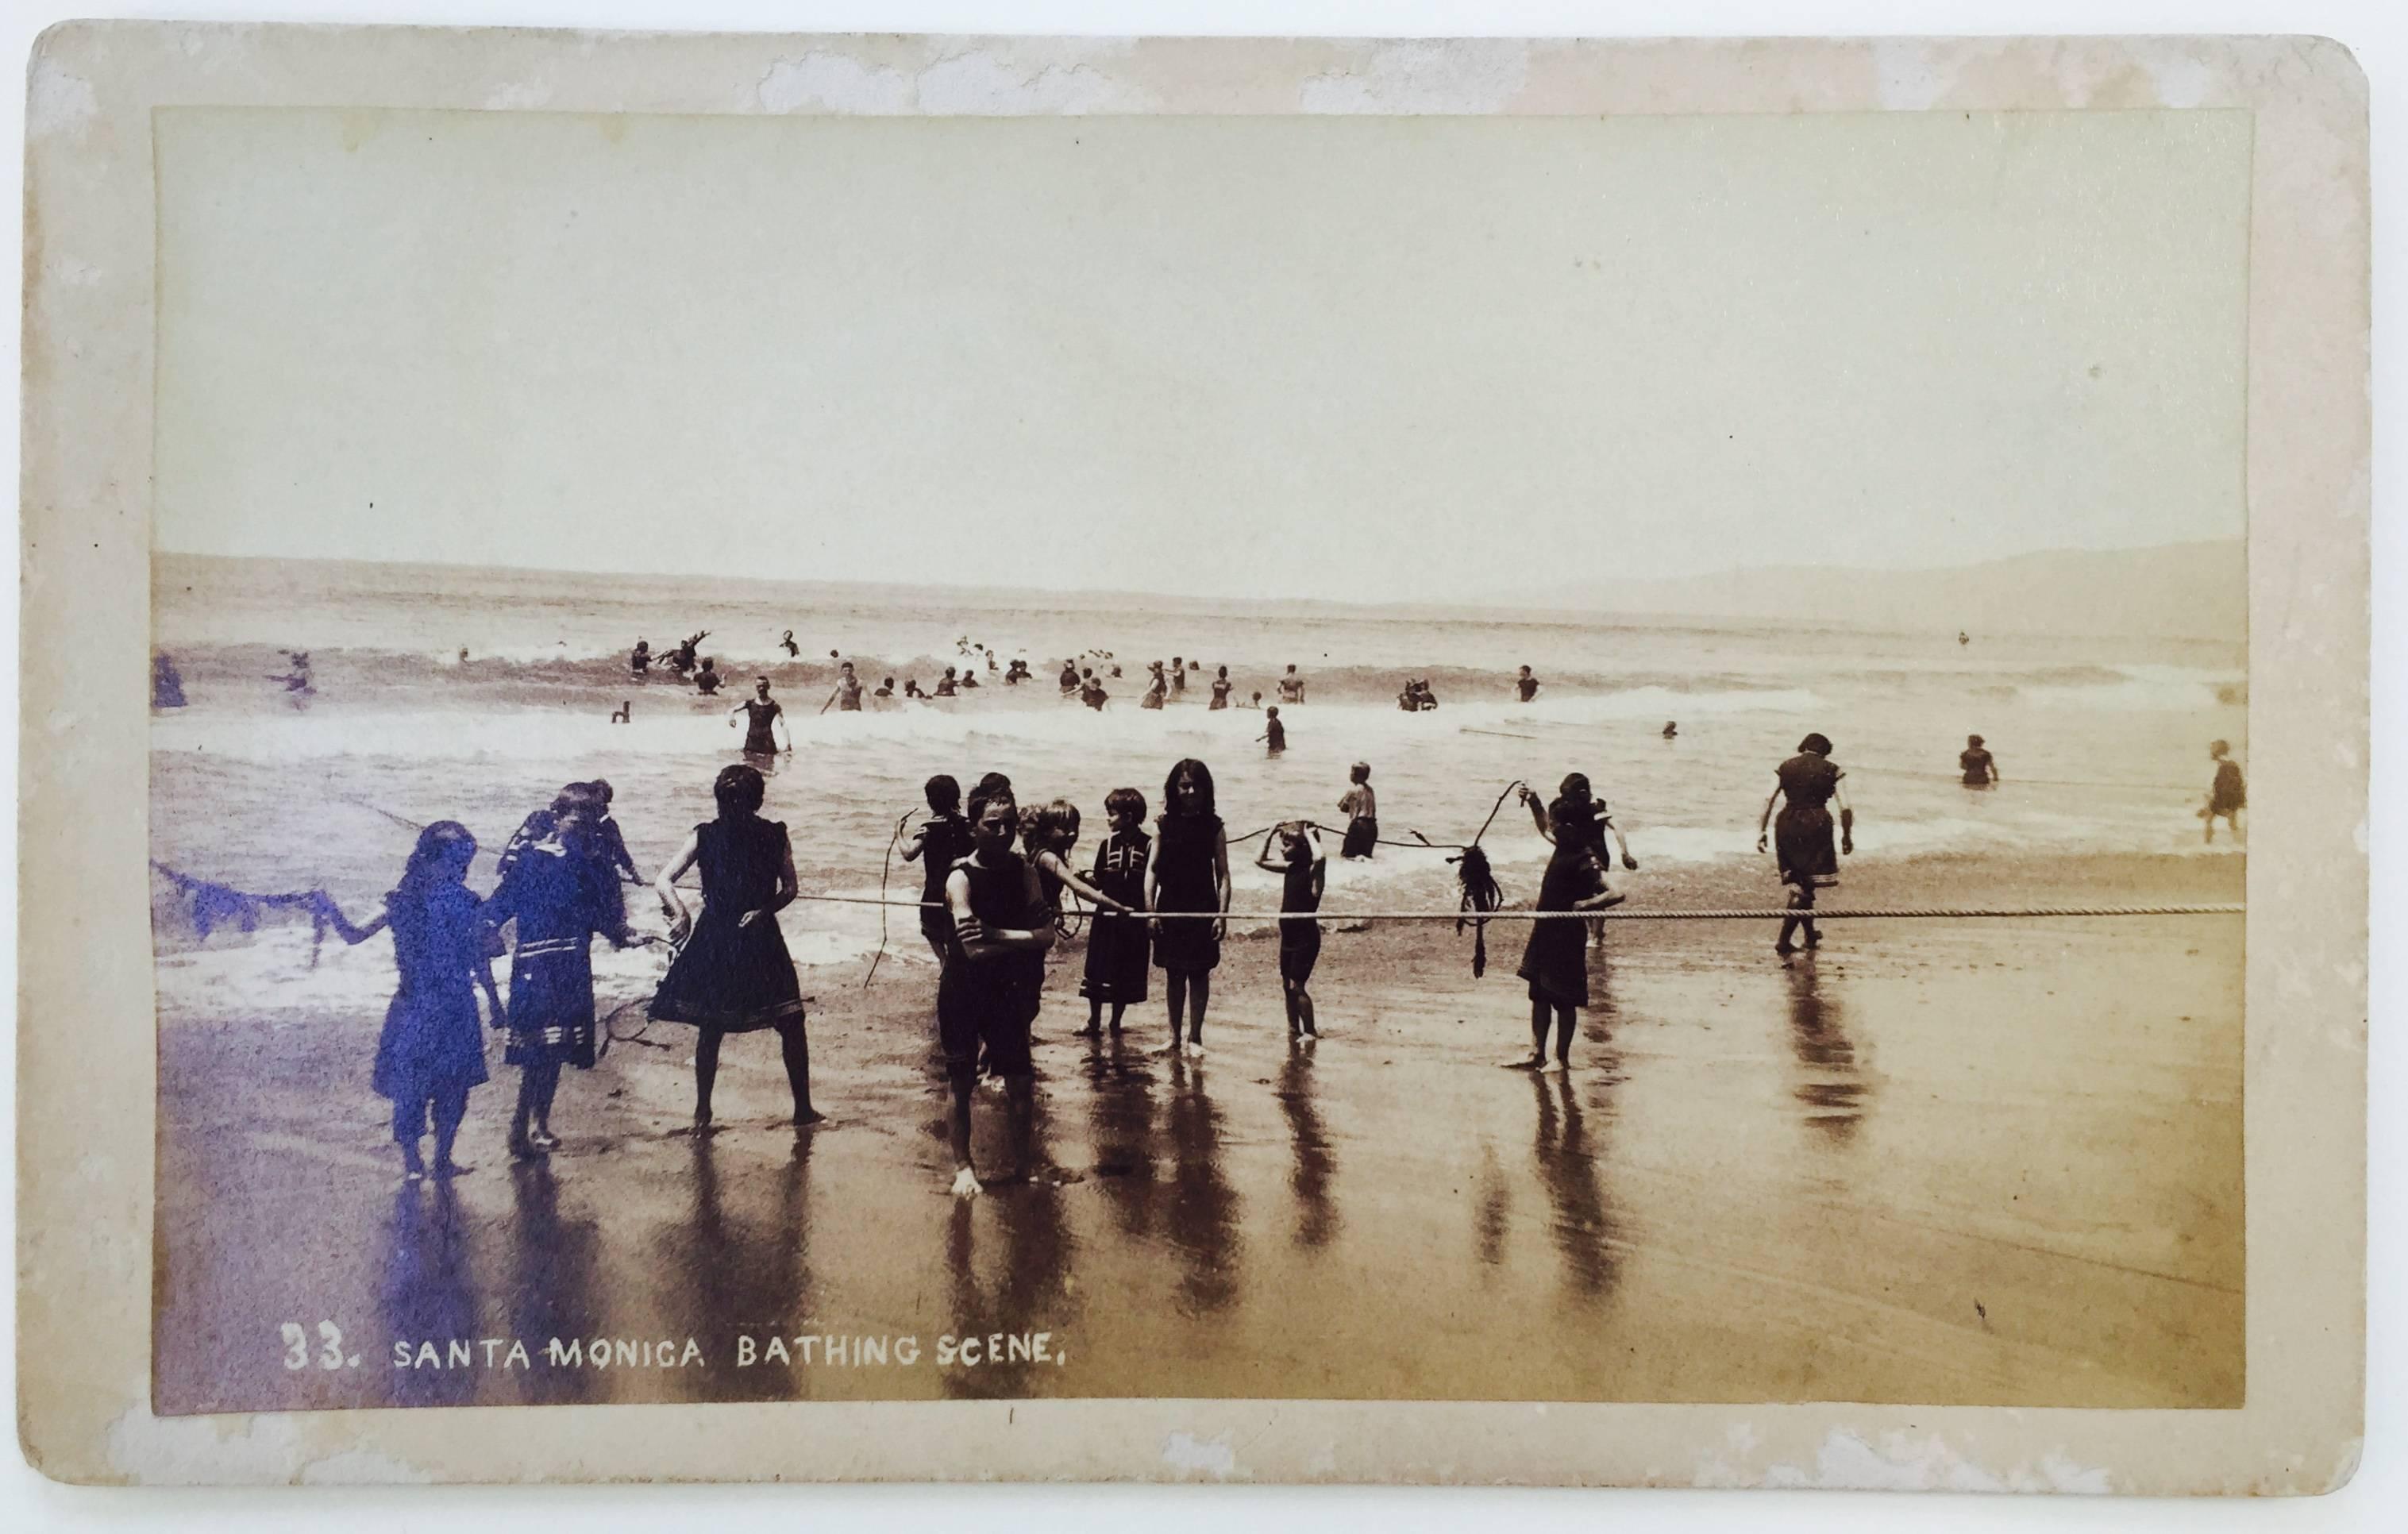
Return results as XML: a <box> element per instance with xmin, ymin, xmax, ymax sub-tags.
<box><xmin>152</xmin><ymin>545</ymin><xmax>2248</xmax><ymax>649</ymax></box>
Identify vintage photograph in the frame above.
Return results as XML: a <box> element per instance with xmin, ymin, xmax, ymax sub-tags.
<box><xmin>141</xmin><ymin>102</ymin><xmax>2255</xmax><ymax>1419</ymax></box>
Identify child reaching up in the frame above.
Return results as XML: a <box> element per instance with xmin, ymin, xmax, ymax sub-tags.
<box><xmin>1254</xmin><ymin>823</ymin><xmax>1326</xmax><ymax>1039</ymax></box>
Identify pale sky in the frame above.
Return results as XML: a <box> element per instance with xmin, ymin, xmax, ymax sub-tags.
<box><xmin>154</xmin><ymin>107</ymin><xmax>2250</xmax><ymax>603</ymax></box>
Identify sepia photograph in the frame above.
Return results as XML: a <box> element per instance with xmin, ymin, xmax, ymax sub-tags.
<box><xmin>12</xmin><ymin>21</ymin><xmax>2370</xmax><ymax>1494</ymax></box>
<box><xmin>143</xmin><ymin>102</ymin><xmax>2254</xmax><ymax>1416</ymax></box>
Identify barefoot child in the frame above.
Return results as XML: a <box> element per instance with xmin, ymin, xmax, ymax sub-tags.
<box><xmin>1079</xmin><ymin>789</ymin><xmax>1153</xmax><ymax>1036</ymax></box>
<box><xmin>648</xmin><ymin>763</ymin><xmax>822</xmax><ymax>1130</ymax></box>
<box><xmin>1259</xmin><ymin>705</ymin><xmax>1285</xmax><ymax>757</ymax></box>
<box><xmin>1148</xmin><ymin>758</ymin><xmax>1230</xmax><ymax>1054</ymax></box>
<box><xmin>1254</xmin><ymin>823</ymin><xmax>1326</xmax><ymax>1039</ymax></box>
<box><xmin>485</xmin><ymin>799</ymin><xmax>633</xmax><ymax>1159</ymax></box>
<box><xmin>1513</xmin><ymin>842</ymin><xmax>1624</xmax><ymax>1070</ymax></box>
<box><xmin>316</xmin><ymin>822</ymin><xmax>499</xmax><ymax>1180</ymax></box>
<box><xmin>938</xmin><ymin>782</ymin><xmax>1054</xmax><ymax>1196</ymax></box>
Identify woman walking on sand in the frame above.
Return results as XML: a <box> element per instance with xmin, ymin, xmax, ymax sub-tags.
<box><xmin>487</xmin><ymin>797</ymin><xmax>634</xmax><ymax>1159</ymax></box>
<box><xmin>316</xmin><ymin>821</ymin><xmax>502</xmax><ymax>1181</ymax></box>
<box><xmin>1756</xmin><ymin>732</ymin><xmax>1854</xmax><ymax>957</ymax></box>
<box><xmin>1512</xmin><ymin>838</ymin><xmax>1624</xmax><ymax>1072</ymax></box>
<box><xmin>1149</xmin><ymin>758</ymin><xmax>1230</xmax><ymax>1055</ymax></box>
<box><xmin>649</xmin><ymin>763</ymin><xmax>823</xmax><ymax>1131</ymax></box>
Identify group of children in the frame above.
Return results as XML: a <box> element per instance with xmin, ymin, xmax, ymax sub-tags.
<box><xmin>893</xmin><ymin>760</ymin><xmax>1330</xmax><ymax>1193</ymax></box>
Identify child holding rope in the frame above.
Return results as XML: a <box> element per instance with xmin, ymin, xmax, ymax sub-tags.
<box><xmin>1513</xmin><ymin>840</ymin><xmax>1624</xmax><ymax>1072</ymax></box>
<box><xmin>315</xmin><ymin>821</ymin><xmax>498</xmax><ymax>1181</ymax></box>
<box><xmin>938</xmin><ymin>780</ymin><xmax>1054</xmax><ymax>1197</ymax></box>
<box><xmin>900</xmin><ymin>774</ymin><xmax>973</xmax><ymax>968</ymax></box>
<box><xmin>1079</xmin><ymin>788</ymin><xmax>1153</xmax><ymax>1037</ymax></box>
<box><xmin>1255</xmin><ymin>823</ymin><xmax>1326</xmax><ymax>1039</ymax></box>
<box><xmin>1022</xmin><ymin>799</ymin><xmax>1131</xmax><ymax>931</ymax></box>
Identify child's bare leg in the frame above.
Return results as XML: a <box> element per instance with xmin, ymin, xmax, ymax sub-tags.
<box><xmin>692</xmin><ymin>1026</ymin><xmax>722</xmax><ymax>1124</ymax></box>
<box><xmin>947</xmin><ymin>1070</ymin><xmax>980</xmax><ymax>1196</ymax></box>
<box><xmin>1296</xmin><ymin>988</ymin><xmax>1317</xmax><ymax>1036</ymax></box>
<box><xmin>1004</xmin><ymin>1073</ymin><xmax>1034</xmax><ymax>1179</ymax></box>
<box><xmin>1162</xmin><ymin>971</ymin><xmax>1188</xmax><ymax>1050</ymax></box>
<box><xmin>1186</xmin><ymin>972</ymin><xmax>1211</xmax><ymax>1046</ymax></box>
<box><xmin>1082</xmin><ymin>998</ymin><xmax>1103</xmax><ymax>1036</ymax></box>
<box><xmin>1108</xmin><ymin>1002</ymin><xmax>1126</xmax><ymax>1035</ymax></box>
<box><xmin>1551</xmin><ymin>1004</ymin><xmax>1576</xmax><ymax>1067</ymax></box>
<box><xmin>1283</xmin><ymin>982</ymin><xmax>1301</xmax><ymax>1035</ymax></box>
<box><xmin>1514</xmin><ymin>1000</ymin><xmax>1548</xmax><ymax>1066</ymax></box>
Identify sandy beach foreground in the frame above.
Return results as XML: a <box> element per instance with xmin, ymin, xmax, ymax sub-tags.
<box><xmin>153</xmin><ymin>846</ymin><xmax>2241</xmax><ymax>1415</ymax></box>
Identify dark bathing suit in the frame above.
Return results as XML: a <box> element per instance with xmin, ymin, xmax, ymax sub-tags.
<box><xmin>1516</xmin><ymin>845</ymin><xmax>1595</xmax><ymax>1008</ymax></box>
<box><xmin>740</xmin><ymin>698</ymin><xmax>782</xmax><ymax>754</ymax></box>
<box><xmin>936</xmin><ymin>850</ymin><xmax>1046</xmax><ymax>1081</ymax></box>
<box><xmin>1151</xmin><ymin>814</ymin><xmax>1223</xmax><ymax>973</ymax></box>
<box><xmin>648</xmin><ymin>816</ymin><xmax>806</xmax><ymax>1031</ymax></box>
<box><xmin>1773</xmin><ymin>753</ymin><xmax>1844</xmax><ymax>889</ymax></box>
<box><xmin>2210</xmin><ymin>760</ymin><xmax>2247</xmax><ymax>814</ymax></box>
<box><xmin>915</xmin><ymin>814</ymin><xmax>974</xmax><ymax>948</ymax></box>
<box><xmin>1079</xmin><ymin>829</ymin><xmax>1152</xmax><ymax>1004</ymax></box>
<box><xmin>1959</xmin><ymin>748</ymin><xmax>1994</xmax><ymax>787</ymax></box>
<box><xmin>1278</xmin><ymin>856</ymin><xmax>1323</xmax><ymax>985</ymax></box>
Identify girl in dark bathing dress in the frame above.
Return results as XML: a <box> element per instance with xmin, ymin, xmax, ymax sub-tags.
<box><xmin>938</xmin><ymin>781</ymin><xmax>1055</xmax><ymax>1197</ymax></box>
<box><xmin>487</xmin><ymin>800</ymin><xmax>634</xmax><ymax>1159</ymax></box>
<box><xmin>1512</xmin><ymin>841</ymin><xmax>1624</xmax><ymax>1071</ymax></box>
<box><xmin>649</xmin><ymin>763</ymin><xmax>822</xmax><ymax>1130</ymax></box>
<box><xmin>1756</xmin><ymin>732</ymin><xmax>1855</xmax><ymax>957</ymax></box>
<box><xmin>1079</xmin><ymin>788</ymin><xmax>1152</xmax><ymax>1035</ymax></box>
<box><xmin>1148</xmin><ymin>757</ymin><xmax>1231</xmax><ymax>1055</ymax></box>
<box><xmin>1208</xmin><ymin>667</ymin><xmax>1232</xmax><ymax>710</ymax></box>
<box><xmin>317</xmin><ymin>821</ymin><xmax>500</xmax><ymax>1180</ymax></box>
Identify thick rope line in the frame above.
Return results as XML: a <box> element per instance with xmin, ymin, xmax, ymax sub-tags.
<box><xmin>786</xmin><ymin>892</ymin><xmax>2242</xmax><ymax>921</ymax></box>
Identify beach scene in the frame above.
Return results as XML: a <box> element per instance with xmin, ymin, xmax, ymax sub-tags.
<box><xmin>143</xmin><ymin>104</ymin><xmax>2252</xmax><ymax>1416</ymax></box>
<box><xmin>149</xmin><ymin>549</ymin><xmax>2246</xmax><ymax>1413</ymax></box>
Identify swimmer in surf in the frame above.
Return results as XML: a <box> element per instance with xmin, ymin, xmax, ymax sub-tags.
<box><xmin>731</xmin><ymin>676</ymin><xmax>790</xmax><ymax>757</ymax></box>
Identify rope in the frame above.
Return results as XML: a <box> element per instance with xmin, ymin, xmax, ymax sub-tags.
<box><xmin>862</xmin><ymin>810</ymin><xmax>915</xmax><ymax>989</ymax></box>
<box><xmin>785</xmin><ymin>892</ymin><xmax>2242</xmax><ymax>921</ymax></box>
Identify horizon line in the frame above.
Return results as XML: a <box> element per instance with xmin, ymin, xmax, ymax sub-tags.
<box><xmin>152</xmin><ymin>533</ymin><xmax>2244</xmax><ymax>615</ymax></box>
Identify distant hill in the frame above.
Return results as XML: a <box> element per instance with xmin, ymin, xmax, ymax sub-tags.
<box><xmin>1528</xmin><ymin>539</ymin><xmax>2246</xmax><ymax>642</ymax></box>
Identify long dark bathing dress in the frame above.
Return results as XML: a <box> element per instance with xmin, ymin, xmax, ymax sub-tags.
<box><xmin>490</xmin><ymin>847</ymin><xmax>615</xmax><ymax>1070</ymax></box>
<box><xmin>1151</xmin><ymin>813</ymin><xmax>1223</xmax><ymax>973</ymax></box>
<box><xmin>1079</xmin><ymin>828</ymin><xmax>1152</xmax><ymax>1004</ymax></box>
<box><xmin>372</xmin><ymin>880</ymin><xmax>491</xmax><ymax>1107</ymax></box>
<box><xmin>1516</xmin><ymin>845</ymin><xmax>1597</xmax><ymax>1009</ymax></box>
<box><xmin>649</xmin><ymin>815</ymin><xmax>806</xmax><ymax>1032</ymax></box>
<box><xmin>1773</xmin><ymin>752</ymin><xmax>1844</xmax><ymax>890</ymax></box>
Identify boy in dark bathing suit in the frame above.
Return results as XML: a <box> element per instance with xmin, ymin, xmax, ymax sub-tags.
<box><xmin>937</xmin><ymin>783</ymin><xmax>1055</xmax><ymax>1197</ymax></box>
<box><xmin>1516</xmin><ymin>666</ymin><xmax>1539</xmax><ymax>702</ymax></box>
<box><xmin>1254</xmin><ymin>824</ymin><xmax>1326</xmax><ymax>1039</ymax></box>
<box><xmin>1259</xmin><ymin>706</ymin><xmax>1285</xmax><ymax>756</ymax></box>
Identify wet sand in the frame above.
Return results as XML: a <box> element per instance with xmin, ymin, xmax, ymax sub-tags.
<box><xmin>153</xmin><ymin>847</ymin><xmax>2242</xmax><ymax>1415</ymax></box>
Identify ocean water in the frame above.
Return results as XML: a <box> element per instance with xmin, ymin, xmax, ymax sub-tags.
<box><xmin>150</xmin><ymin>554</ymin><xmax>2247</xmax><ymax>981</ymax></box>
